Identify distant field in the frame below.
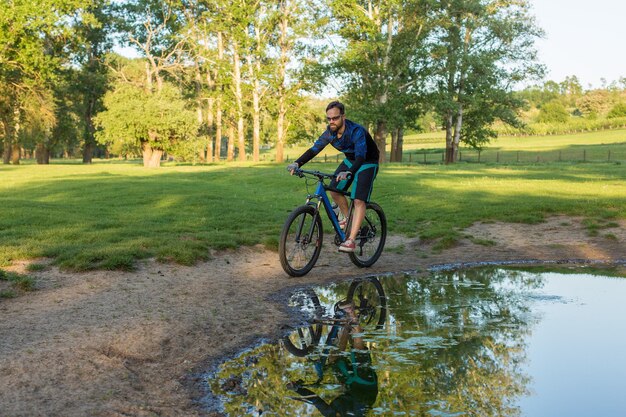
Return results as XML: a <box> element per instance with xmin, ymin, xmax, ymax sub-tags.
<box><xmin>259</xmin><ymin>128</ymin><xmax>626</xmax><ymax>164</ymax></box>
<box><xmin>2</xmin><ymin>160</ymin><xmax>625</xmax><ymax>271</ymax></box>
<box><xmin>394</xmin><ymin>129</ymin><xmax>626</xmax><ymax>163</ymax></box>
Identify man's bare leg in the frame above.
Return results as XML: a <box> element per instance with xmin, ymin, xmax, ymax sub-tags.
<box><xmin>330</xmin><ymin>190</ymin><xmax>349</xmax><ymax>218</ymax></box>
<box><xmin>348</xmin><ymin>199</ymin><xmax>366</xmax><ymax>241</ymax></box>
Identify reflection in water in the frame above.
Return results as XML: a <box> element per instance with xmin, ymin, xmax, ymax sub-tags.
<box><xmin>208</xmin><ymin>268</ymin><xmax>626</xmax><ymax>416</ymax></box>
<box><xmin>286</xmin><ymin>295</ymin><xmax>379</xmax><ymax>417</ymax></box>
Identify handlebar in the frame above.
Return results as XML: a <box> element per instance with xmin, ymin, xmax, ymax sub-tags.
<box><xmin>290</xmin><ymin>167</ymin><xmax>351</xmax><ymax>181</ymax></box>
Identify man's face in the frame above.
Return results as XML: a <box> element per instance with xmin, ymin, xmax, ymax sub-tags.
<box><xmin>326</xmin><ymin>108</ymin><xmax>344</xmax><ymax>133</ymax></box>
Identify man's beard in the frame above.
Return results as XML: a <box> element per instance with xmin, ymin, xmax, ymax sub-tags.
<box><xmin>329</xmin><ymin>120</ymin><xmax>343</xmax><ymax>132</ymax></box>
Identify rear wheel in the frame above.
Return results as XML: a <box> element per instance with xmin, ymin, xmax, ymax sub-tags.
<box><xmin>279</xmin><ymin>205</ymin><xmax>323</xmax><ymax>277</ymax></box>
<box><xmin>349</xmin><ymin>202</ymin><xmax>386</xmax><ymax>268</ymax></box>
<box><xmin>282</xmin><ymin>289</ymin><xmax>324</xmax><ymax>356</ymax></box>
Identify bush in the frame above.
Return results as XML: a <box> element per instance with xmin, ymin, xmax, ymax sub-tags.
<box><xmin>536</xmin><ymin>100</ymin><xmax>569</xmax><ymax>123</ymax></box>
<box><xmin>608</xmin><ymin>102</ymin><xmax>626</xmax><ymax>119</ymax></box>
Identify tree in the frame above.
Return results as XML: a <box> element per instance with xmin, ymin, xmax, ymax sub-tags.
<box><xmin>607</xmin><ymin>102</ymin><xmax>626</xmax><ymax>119</ymax></box>
<box><xmin>577</xmin><ymin>90</ymin><xmax>611</xmax><ymax>117</ymax></box>
<box><xmin>0</xmin><ymin>0</ymin><xmax>92</xmax><ymax>164</ymax></box>
<box><xmin>536</xmin><ymin>100</ymin><xmax>569</xmax><ymax>123</ymax></box>
<box><xmin>72</xmin><ymin>0</ymin><xmax>114</xmax><ymax>163</ymax></box>
<box><xmin>94</xmin><ymin>60</ymin><xmax>199</xmax><ymax>167</ymax></box>
<box><xmin>272</xmin><ymin>0</ymin><xmax>327</xmax><ymax>163</ymax></box>
<box><xmin>107</xmin><ymin>0</ymin><xmax>199</xmax><ymax>166</ymax></box>
<box><xmin>328</xmin><ymin>0</ymin><xmax>428</xmax><ymax>164</ymax></box>
<box><xmin>424</xmin><ymin>0</ymin><xmax>544</xmax><ymax>162</ymax></box>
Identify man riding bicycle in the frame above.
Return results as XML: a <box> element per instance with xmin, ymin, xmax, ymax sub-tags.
<box><xmin>288</xmin><ymin>101</ymin><xmax>380</xmax><ymax>253</ymax></box>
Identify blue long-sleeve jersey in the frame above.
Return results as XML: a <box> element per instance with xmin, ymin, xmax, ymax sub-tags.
<box><xmin>295</xmin><ymin>119</ymin><xmax>379</xmax><ymax>173</ymax></box>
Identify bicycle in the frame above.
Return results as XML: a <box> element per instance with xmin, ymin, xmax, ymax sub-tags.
<box><xmin>282</xmin><ymin>277</ymin><xmax>387</xmax><ymax>414</ymax></box>
<box><xmin>279</xmin><ymin>168</ymin><xmax>387</xmax><ymax>277</ymax></box>
<box><xmin>283</xmin><ymin>276</ymin><xmax>387</xmax><ymax>357</ymax></box>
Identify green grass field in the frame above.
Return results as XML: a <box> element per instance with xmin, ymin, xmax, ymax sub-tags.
<box><xmin>398</xmin><ymin>129</ymin><xmax>626</xmax><ymax>163</ymax></box>
<box><xmin>2</xmin><ymin>153</ymin><xmax>626</xmax><ymax>271</ymax></box>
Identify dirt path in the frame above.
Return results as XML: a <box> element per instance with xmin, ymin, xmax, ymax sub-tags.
<box><xmin>1</xmin><ymin>216</ymin><xmax>625</xmax><ymax>417</ymax></box>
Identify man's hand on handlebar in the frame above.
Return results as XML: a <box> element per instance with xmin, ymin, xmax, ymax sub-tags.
<box><xmin>287</xmin><ymin>163</ymin><xmax>299</xmax><ymax>175</ymax></box>
<box><xmin>335</xmin><ymin>171</ymin><xmax>352</xmax><ymax>181</ymax></box>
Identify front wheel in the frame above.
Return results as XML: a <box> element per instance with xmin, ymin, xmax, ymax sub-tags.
<box><xmin>349</xmin><ymin>202</ymin><xmax>386</xmax><ymax>268</ymax></box>
<box><xmin>346</xmin><ymin>277</ymin><xmax>387</xmax><ymax>330</ymax></box>
<box><xmin>279</xmin><ymin>205</ymin><xmax>323</xmax><ymax>277</ymax></box>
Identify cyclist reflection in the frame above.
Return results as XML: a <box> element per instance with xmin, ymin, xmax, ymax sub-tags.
<box><xmin>287</xmin><ymin>301</ymin><xmax>379</xmax><ymax>417</ymax></box>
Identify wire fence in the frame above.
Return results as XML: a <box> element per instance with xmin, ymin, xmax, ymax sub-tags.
<box><xmin>285</xmin><ymin>148</ymin><xmax>626</xmax><ymax>165</ymax></box>
<box><xmin>404</xmin><ymin>148</ymin><xmax>626</xmax><ymax>164</ymax></box>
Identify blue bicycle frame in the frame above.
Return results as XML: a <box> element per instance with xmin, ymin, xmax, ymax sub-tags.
<box><xmin>301</xmin><ymin>170</ymin><xmax>353</xmax><ymax>243</ymax></box>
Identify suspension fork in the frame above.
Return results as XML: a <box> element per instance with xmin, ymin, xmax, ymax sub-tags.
<box><xmin>296</xmin><ymin>189</ymin><xmax>324</xmax><ymax>244</ymax></box>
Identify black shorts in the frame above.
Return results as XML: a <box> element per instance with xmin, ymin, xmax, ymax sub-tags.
<box><xmin>329</xmin><ymin>159</ymin><xmax>378</xmax><ymax>202</ymax></box>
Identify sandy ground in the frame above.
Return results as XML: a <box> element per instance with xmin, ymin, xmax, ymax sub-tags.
<box><xmin>1</xmin><ymin>216</ymin><xmax>625</xmax><ymax>417</ymax></box>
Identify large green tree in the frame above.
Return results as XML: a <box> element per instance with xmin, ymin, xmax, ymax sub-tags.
<box><xmin>0</xmin><ymin>0</ymin><xmax>92</xmax><ymax>164</ymax></box>
<box><xmin>327</xmin><ymin>0</ymin><xmax>429</xmax><ymax>164</ymax></box>
<box><xmin>424</xmin><ymin>0</ymin><xmax>544</xmax><ymax>163</ymax></box>
<box><xmin>94</xmin><ymin>58</ymin><xmax>199</xmax><ymax>167</ymax></box>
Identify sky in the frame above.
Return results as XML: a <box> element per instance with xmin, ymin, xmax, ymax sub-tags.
<box><xmin>530</xmin><ymin>0</ymin><xmax>626</xmax><ymax>88</ymax></box>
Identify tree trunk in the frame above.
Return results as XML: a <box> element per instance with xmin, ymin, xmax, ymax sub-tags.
<box><xmin>374</xmin><ymin>120</ymin><xmax>387</xmax><ymax>164</ymax></box>
<box><xmin>206</xmin><ymin>96</ymin><xmax>214</xmax><ymax>163</ymax></box>
<box><xmin>83</xmin><ymin>142</ymin><xmax>94</xmax><ymax>163</ymax></box>
<box><xmin>82</xmin><ymin>95</ymin><xmax>97</xmax><ymax>163</ymax></box>
<box><xmin>252</xmin><ymin>89</ymin><xmax>260</xmax><ymax>162</ymax></box>
<box><xmin>36</xmin><ymin>143</ymin><xmax>50</xmax><ymax>164</ymax></box>
<box><xmin>276</xmin><ymin>94</ymin><xmax>286</xmax><ymax>163</ymax></box>
<box><xmin>249</xmin><ymin>23</ymin><xmax>264</xmax><ymax>163</ymax></box>
<box><xmin>237</xmin><ymin>117</ymin><xmax>245</xmax><ymax>162</ymax></box>
<box><xmin>390</xmin><ymin>129</ymin><xmax>398</xmax><ymax>162</ymax></box>
<box><xmin>2</xmin><ymin>137</ymin><xmax>10</xmax><ymax>164</ymax></box>
<box><xmin>227</xmin><ymin>123</ymin><xmax>234</xmax><ymax>162</ymax></box>
<box><xmin>231</xmin><ymin>41</ymin><xmax>246</xmax><ymax>162</ymax></box>
<box><xmin>142</xmin><ymin>142</ymin><xmax>162</xmax><ymax>167</ymax></box>
<box><xmin>395</xmin><ymin>127</ymin><xmax>404</xmax><ymax>162</ymax></box>
<box><xmin>453</xmin><ymin>104</ymin><xmax>463</xmax><ymax>159</ymax></box>
<box><xmin>7</xmin><ymin>107</ymin><xmax>21</xmax><ymax>165</ymax></box>
<box><xmin>445</xmin><ymin>110</ymin><xmax>454</xmax><ymax>163</ymax></box>
<box><xmin>207</xmin><ymin>139</ymin><xmax>213</xmax><ymax>164</ymax></box>
<box><xmin>195</xmin><ymin>72</ymin><xmax>206</xmax><ymax>163</ymax></box>
<box><xmin>214</xmin><ymin>32</ymin><xmax>224</xmax><ymax>162</ymax></box>
<box><xmin>215</xmin><ymin>98</ymin><xmax>222</xmax><ymax>161</ymax></box>
<box><xmin>275</xmin><ymin>1</ymin><xmax>289</xmax><ymax>163</ymax></box>
<box><xmin>196</xmin><ymin>105</ymin><xmax>205</xmax><ymax>163</ymax></box>
<box><xmin>205</xmin><ymin>63</ymin><xmax>215</xmax><ymax>163</ymax></box>
<box><xmin>11</xmin><ymin>143</ymin><xmax>20</xmax><ymax>165</ymax></box>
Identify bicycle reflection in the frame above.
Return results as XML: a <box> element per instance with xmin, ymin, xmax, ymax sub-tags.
<box><xmin>283</xmin><ymin>277</ymin><xmax>386</xmax><ymax>417</ymax></box>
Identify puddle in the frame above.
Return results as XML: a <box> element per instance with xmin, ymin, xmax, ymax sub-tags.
<box><xmin>206</xmin><ymin>267</ymin><xmax>626</xmax><ymax>416</ymax></box>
